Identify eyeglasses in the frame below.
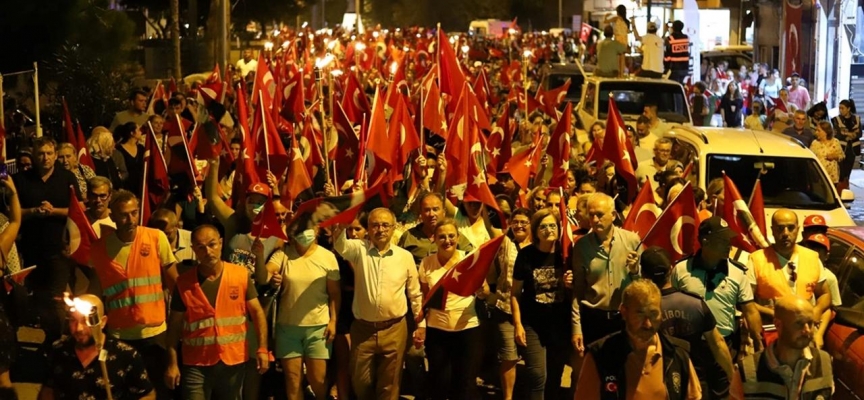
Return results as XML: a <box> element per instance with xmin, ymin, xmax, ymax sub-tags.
<box><xmin>539</xmin><ymin>223</ymin><xmax>558</xmax><ymax>231</ymax></box>
<box><xmin>511</xmin><ymin>220</ymin><xmax>529</xmax><ymax>227</ymax></box>
<box><xmin>788</xmin><ymin>262</ymin><xmax>797</xmax><ymax>284</ymax></box>
<box><xmin>369</xmin><ymin>223</ymin><xmax>394</xmax><ymax>231</ymax></box>
<box><xmin>91</xmin><ymin>193</ymin><xmax>110</xmax><ymax>200</ymax></box>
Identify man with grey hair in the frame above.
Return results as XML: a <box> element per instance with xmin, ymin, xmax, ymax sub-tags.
<box><xmin>571</xmin><ymin>193</ymin><xmax>642</xmax><ymax>378</ymax></box>
<box><xmin>635</xmin><ymin>137</ymin><xmax>675</xmax><ymax>194</ymax></box>
<box><xmin>333</xmin><ymin>207</ymin><xmax>424</xmax><ymax>400</ymax></box>
<box><xmin>781</xmin><ymin>109</ymin><xmax>815</xmax><ymax>147</ymax></box>
<box><xmin>739</xmin><ymin>296</ymin><xmax>833</xmax><ymax>399</ymax></box>
<box><xmin>85</xmin><ymin>176</ymin><xmax>115</xmax><ymax>238</ymax></box>
<box><xmin>574</xmin><ymin>279</ymin><xmax>702</xmax><ymax>399</ymax></box>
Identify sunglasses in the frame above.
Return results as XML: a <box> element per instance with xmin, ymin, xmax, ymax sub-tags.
<box><xmin>788</xmin><ymin>261</ymin><xmax>798</xmax><ymax>284</ymax></box>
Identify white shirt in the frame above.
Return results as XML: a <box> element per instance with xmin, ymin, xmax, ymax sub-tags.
<box><xmin>173</xmin><ymin>229</ymin><xmax>195</xmax><ymax>264</ymax></box>
<box><xmin>640</xmin><ymin>34</ymin><xmax>665</xmax><ymax>73</ymax></box>
<box><xmin>334</xmin><ymin>231</ymin><xmax>425</xmax><ymax>327</ymax></box>
<box><xmin>236</xmin><ymin>58</ymin><xmax>258</xmax><ymax>79</ymax></box>
<box><xmin>419</xmin><ymin>251</ymin><xmax>479</xmax><ymax>332</ymax></box>
<box><xmin>92</xmin><ymin>216</ymin><xmax>116</xmax><ymax>239</ymax></box>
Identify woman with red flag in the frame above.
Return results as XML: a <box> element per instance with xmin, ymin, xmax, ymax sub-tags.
<box><xmin>418</xmin><ymin>218</ymin><xmax>488</xmax><ymax>400</ymax></box>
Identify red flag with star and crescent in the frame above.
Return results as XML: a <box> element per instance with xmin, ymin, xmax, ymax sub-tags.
<box><xmin>546</xmin><ymin>102</ymin><xmax>572</xmax><ymax>188</ymax></box>
<box><xmin>600</xmin><ymin>95</ymin><xmax>638</xmax><ymax>202</ymax></box>
<box><xmin>251</xmin><ymin>199</ymin><xmax>289</xmax><ymax>241</ymax></box>
<box><xmin>623</xmin><ymin>180</ymin><xmax>662</xmax><ymax>238</ymax></box>
<box><xmin>486</xmin><ymin>111</ymin><xmax>514</xmax><ymax>174</ymax></box>
<box><xmin>722</xmin><ymin>172</ymin><xmax>770</xmax><ymax>252</ymax></box>
<box><xmin>641</xmin><ymin>181</ymin><xmax>701</xmax><ymax>261</ymax></box>
<box><xmin>67</xmin><ymin>186</ymin><xmax>97</xmax><ymax>266</ymax></box>
<box><xmin>423</xmin><ymin>235</ymin><xmax>506</xmax><ymax>310</ymax></box>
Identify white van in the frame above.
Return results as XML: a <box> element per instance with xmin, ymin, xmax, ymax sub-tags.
<box><xmin>665</xmin><ymin>126</ymin><xmax>856</xmax><ymax>230</ymax></box>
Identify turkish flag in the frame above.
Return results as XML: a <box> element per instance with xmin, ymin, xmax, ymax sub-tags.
<box><xmin>473</xmin><ymin>69</ymin><xmax>491</xmax><ymax>116</ymax></box>
<box><xmin>437</xmin><ymin>28</ymin><xmax>467</xmax><ymax>102</ymax></box>
<box><xmin>750</xmin><ymin>179</ymin><xmax>767</xmax><ymax>238</ymax></box>
<box><xmin>4</xmin><ymin>266</ymin><xmax>35</xmax><ymax>293</ymax></box>
<box><xmin>366</xmin><ymin>87</ymin><xmax>394</xmax><ymax>169</ymax></box>
<box><xmin>504</xmin><ymin>134</ymin><xmax>543</xmax><ymax>190</ymax></box>
<box><xmin>165</xmin><ymin>114</ymin><xmax>199</xmax><ymax>185</ymax></box>
<box><xmin>341</xmin><ymin>72</ymin><xmax>371</xmax><ymax>124</ymax></box>
<box><xmin>281</xmin><ymin>123</ymin><xmax>313</xmax><ymax>210</ymax></box>
<box><xmin>318</xmin><ymin>179</ymin><xmax>385</xmax><ymax>229</ymax></box>
<box><xmin>541</xmin><ymin>78</ymin><xmax>571</xmax><ymax>118</ymax></box>
<box><xmin>199</xmin><ymin>64</ymin><xmax>226</xmax><ymax>106</ymax></box>
<box><xmin>623</xmin><ymin>181</ymin><xmax>662</xmax><ymax>238</ymax></box>
<box><xmin>251</xmin><ymin>200</ymin><xmax>289</xmax><ymax>241</ymax></box>
<box><xmin>642</xmin><ymin>181</ymin><xmax>701</xmax><ymax>261</ymax></box>
<box><xmin>145</xmin><ymin>129</ymin><xmax>171</xmax><ymax>207</ymax></box>
<box><xmin>722</xmin><ymin>173</ymin><xmax>769</xmax><ymax>252</ymax></box>
<box><xmin>486</xmin><ymin>110</ymin><xmax>514</xmax><ymax>174</ymax></box>
<box><xmin>333</xmin><ymin>101</ymin><xmax>360</xmax><ymax>185</ymax></box>
<box><xmin>464</xmin><ymin>141</ymin><xmax>501</xmax><ymax>223</ymax></box>
<box><xmin>67</xmin><ymin>186</ymin><xmax>97</xmax><ymax>266</ymax></box>
<box><xmin>253</xmin><ymin>90</ymin><xmax>290</xmax><ymax>177</ymax></box>
<box><xmin>389</xmin><ymin>95</ymin><xmax>421</xmax><ymax>181</ymax></box>
<box><xmin>75</xmin><ymin>121</ymin><xmax>96</xmax><ymax>170</ymax></box>
<box><xmin>281</xmin><ymin>62</ymin><xmax>306</xmax><ymax>123</ymax></box>
<box><xmin>444</xmin><ymin>84</ymin><xmax>477</xmax><ymax>199</ymax></box>
<box><xmin>422</xmin><ymin>78</ymin><xmax>448</xmax><ymax>138</ymax></box>
<box><xmin>251</xmin><ymin>53</ymin><xmax>275</xmax><ymax>108</ymax></box>
<box><xmin>601</xmin><ymin>95</ymin><xmax>638</xmax><ymax>202</ymax></box>
<box><xmin>546</xmin><ymin>102</ymin><xmax>572</xmax><ymax>188</ymax></box>
<box><xmin>423</xmin><ymin>235</ymin><xmax>506</xmax><ymax>310</ymax></box>
<box><xmin>301</xmin><ymin>110</ymin><xmax>326</xmax><ymax>174</ymax></box>
<box><xmin>62</xmin><ymin>98</ymin><xmax>77</xmax><ymax>147</ymax></box>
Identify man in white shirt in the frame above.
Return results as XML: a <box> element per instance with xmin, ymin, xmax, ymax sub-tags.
<box><xmin>634</xmin><ymin>21</ymin><xmax>665</xmax><ymax>78</ymax></box>
<box><xmin>236</xmin><ymin>49</ymin><xmax>258</xmax><ymax>80</ymax></box>
<box><xmin>635</xmin><ymin>137</ymin><xmax>674</xmax><ymax>197</ymax></box>
<box><xmin>333</xmin><ymin>208</ymin><xmax>425</xmax><ymax>400</ymax></box>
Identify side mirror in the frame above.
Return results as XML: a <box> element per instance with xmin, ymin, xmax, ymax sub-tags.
<box><xmin>841</xmin><ymin>189</ymin><xmax>855</xmax><ymax>207</ymax></box>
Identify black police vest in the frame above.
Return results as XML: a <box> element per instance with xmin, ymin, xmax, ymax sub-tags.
<box><xmin>664</xmin><ymin>33</ymin><xmax>690</xmax><ymax>72</ymax></box>
<box><xmin>739</xmin><ymin>345</ymin><xmax>833</xmax><ymax>400</ymax></box>
<box><xmin>589</xmin><ymin>331</ymin><xmax>692</xmax><ymax>400</ymax></box>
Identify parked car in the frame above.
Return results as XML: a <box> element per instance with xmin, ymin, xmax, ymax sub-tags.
<box><xmin>821</xmin><ymin>226</ymin><xmax>864</xmax><ymax>399</ymax></box>
<box><xmin>575</xmin><ymin>76</ymin><xmax>691</xmax><ymax>132</ymax></box>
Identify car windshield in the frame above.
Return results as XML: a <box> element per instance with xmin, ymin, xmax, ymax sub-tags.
<box><xmin>597</xmin><ymin>81</ymin><xmax>690</xmax><ymax>123</ymax></box>
<box><xmin>707</xmin><ymin>154</ymin><xmax>840</xmax><ymax>210</ymax></box>
<box><xmin>548</xmin><ymin>73</ymin><xmax>584</xmax><ymax>101</ymax></box>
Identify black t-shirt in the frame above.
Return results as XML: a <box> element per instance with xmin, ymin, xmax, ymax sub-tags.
<box><xmin>659</xmin><ymin>288</ymin><xmax>716</xmax><ymax>369</ymax></box>
<box><xmin>14</xmin><ymin>166</ymin><xmax>82</xmax><ymax>267</ymax></box>
<box><xmin>170</xmin><ymin>268</ymin><xmax>258</xmax><ymax>312</ymax></box>
<box><xmin>45</xmin><ymin>336</ymin><xmax>154</xmax><ymax>399</ymax></box>
<box><xmin>512</xmin><ymin>244</ymin><xmax>569</xmax><ymax>326</ymax></box>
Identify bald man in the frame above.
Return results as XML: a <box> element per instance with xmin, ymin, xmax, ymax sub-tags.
<box><xmin>738</xmin><ymin>296</ymin><xmax>833</xmax><ymax>399</ymax></box>
<box><xmin>41</xmin><ymin>294</ymin><xmax>156</xmax><ymax>399</ymax></box>
<box><xmin>747</xmin><ymin>210</ymin><xmax>831</xmax><ymax>327</ymax></box>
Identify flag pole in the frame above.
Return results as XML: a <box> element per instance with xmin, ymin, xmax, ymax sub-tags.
<box><xmin>175</xmin><ymin>114</ymin><xmax>199</xmax><ymax>183</ymax></box>
<box><xmin>33</xmin><ymin>62</ymin><xmax>43</xmax><ymax>138</ymax></box>
<box><xmin>258</xmin><ymin>91</ymin><xmax>272</xmax><ymax>173</ymax></box>
<box><xmin>315</xmin><ymin>66</ymin><xmax>332</xmax><ymax>187</ymax></box>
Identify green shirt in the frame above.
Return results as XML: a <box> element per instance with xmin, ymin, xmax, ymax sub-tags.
<box><xmin>597</xmin><ymin>39</ymin><xmax>627</xmax><ymax>75</ymax></box>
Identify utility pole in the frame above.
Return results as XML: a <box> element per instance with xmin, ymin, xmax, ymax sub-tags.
<box><xmin>218</xmin><ymin>0</ymin><xmax>228</xmax><ymax>71</ymax></box>
<box><xmin>171</xmin><ymin>0</ymin><xmax>182</xmax><ymax>80</ymax></box>
<box><xmin>559</xmin><ymin>0</ymin><xmax>563</xmax><ymax>28</ymax></box>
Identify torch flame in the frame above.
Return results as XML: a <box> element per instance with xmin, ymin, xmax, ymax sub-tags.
<box><xmin>64</xmin><ymin>293</ymin><xmax>94</xmax><ymax>316</ymax></box>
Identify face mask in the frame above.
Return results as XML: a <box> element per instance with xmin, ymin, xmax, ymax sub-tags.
<box><xmin>248</xmin><ymin>203</ymin><xmax>265</xmax><ymax>216</ymax></box>
<box><xmin>427</xmin><ymin>167</ymin><xmax>435</xmax><ymax>177</ymax></box>
<box><xmin>294</xmin><ymin>229</ymin><xmax>316</xmax><ymax>247</ymax></box>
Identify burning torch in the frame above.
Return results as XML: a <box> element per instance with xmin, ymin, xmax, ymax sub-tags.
<box><xmin>65</xmin><ymin>294</ymin><xmax>113</xmax><ymax>400</ymax></box>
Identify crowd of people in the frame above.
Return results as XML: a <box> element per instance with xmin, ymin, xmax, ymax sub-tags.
<box><xmin>0</xmin><ymin>18</ymin><xmax>851</xmax><ymax>400</ymax></box>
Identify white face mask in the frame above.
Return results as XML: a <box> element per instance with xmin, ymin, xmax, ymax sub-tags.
<box><xmin>294</xmin><ymin>229</ymin><xmax>316</xmax><ymax>247</ymax></box>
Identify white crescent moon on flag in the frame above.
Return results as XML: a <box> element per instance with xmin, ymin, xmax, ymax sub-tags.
<box><xmin>201</xmin><ymin>87</ymin><xmax>217</xmax><ymax>101</ymax></box>
<box><xmin>670</xmin><ymin>216</ymin><xmax>697</xmax><ymax>255</ymax></box>
<box><xmin>635</xmin><ymin>203</ymin><xmax>661</xmax><ymax>226</ymax></box>
<box><xmin>67</xmin><ymin>219</ymin><xmax>82</xmax><ymax>255</ymax></box>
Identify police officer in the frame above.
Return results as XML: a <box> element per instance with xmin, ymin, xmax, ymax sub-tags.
<box><xmin>573</xmin><ymin>280</ymin><xmax>702</xmax><ymax>400</ymax></box>
<box><xmin>739</xmin><ymin>296</ymin><xmax>834</xmax><ymax>399</ymax></box>
<box><xmin>664</xmin><ymin>20</ymin><xmax>691</xmax><ymax>84</ymax></box>
<box><xmin>642</xmin><ymin>246</ymin><xmax>734</xmax><ymax>400</ymax></box>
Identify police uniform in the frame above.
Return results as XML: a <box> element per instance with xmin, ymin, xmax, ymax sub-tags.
<box><xmin>664</xmin><ymin>32</ymin><xmax>690</xmax><ymax>84</ymax></box>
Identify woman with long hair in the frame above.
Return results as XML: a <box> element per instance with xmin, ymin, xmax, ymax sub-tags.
<box><xmin>811</xmin><ymin>121</ymin><xmax>844</xmax><ymax>187</ymax></box>
<box><xmin>419</xmin><ymin>218</ymin><xmax>488</xmax><ymax>400</ymax></box>
<box><xmin>87</xmin><ymin>126</ymin><xmax>127</xmax><ymax>189</ymax></box>
<box><xmin>720</xmin><ymin>81</ymin><xmax>744</xmax><ymax>127</ymax></box>
<box><xmin>511</xmin><ymin>209</ymin><xmax>571</xmax><ymax>400</ymax></box>
<box><xmin>603</xmin><ymin>5</ymin><xmax>631</xmax><ymax>46</ymax></box>
<box><xmin>832</xmin><ymin>99</ymin><xmax>861</xmax><ymax>190</ymax></box>
<box><xmin>113</xmin><ymin>122</ymin><xmax>145</xmax><ymax>192</ymax></box>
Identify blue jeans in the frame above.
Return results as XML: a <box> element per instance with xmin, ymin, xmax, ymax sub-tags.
<box><xmin>181</xmin><ymin>361</ymin><xmax>246</xmax><ymax>400</ymax></box>
<box><xmin>522</xmin><ymin>324</ymin><xmax>570</xmax><ymax>400</ymax></box>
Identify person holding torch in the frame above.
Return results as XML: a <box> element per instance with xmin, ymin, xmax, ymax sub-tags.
<box><xmin>40</xmin><ymin>294</ymin><xmax>156</xmax><ymax>399</ymax></box>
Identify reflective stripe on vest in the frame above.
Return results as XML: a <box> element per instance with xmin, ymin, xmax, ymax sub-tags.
<box><xmin>183</xmin><ymin>332</ymin><xmax>246</xmax><ymax>347</ymax></box>
<box><xmin>91</xmin><ymin>227</ymin><xmax>167</xmax><ymax>331</ymax></box>
<box><xmin>665</xmin><ymin>37</ymin><xmax>690</xmax><ymax>62</ymax></box>
<box><xmin>177</xmin><ymin>263</ymin><xmax>249</xmax><ymax>366</ymax></box>
<box><xmin>103</xmin><ymin>275</ymin><xmax>162</xmax><ymax>298</ymax></box>
<box><xmin>107</xmin><ymin>292</ymin><xmax>165</xmax><ymax>310</ymax></box>
<box><xmin>183</xmin><ymin>316</ymin><xmax>247</xmax><ymax>332</ymax></box>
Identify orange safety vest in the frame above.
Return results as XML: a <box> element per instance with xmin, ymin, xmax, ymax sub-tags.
<box><xmin>176</xmin><ymin>262</ymin><xmax>249</xmax><ymax>367</ymax></box>
<box><xmin>749</xmin><ymin>246</ymin><xmax>821</xmax><ymax>302</ymax></box>
<box><xmin>92</xmin><ymin>227</ymin><xmax>166</xmax><ymax>331</ymax></box>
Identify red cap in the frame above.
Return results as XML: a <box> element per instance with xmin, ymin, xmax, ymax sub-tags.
<box><xmin>247</xmin><ymin>182</ymin><xmax>272</xmax><ymax>197</ymax></box>
<box><xmin>805</xmin><ymin>233</ymin><xmax>830</xmax><ymax>250</ymax></box>
<box><xmin>803</xmin><ymin>215</ymin><xmax>828</xmax><ymax>229</ymax></box>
